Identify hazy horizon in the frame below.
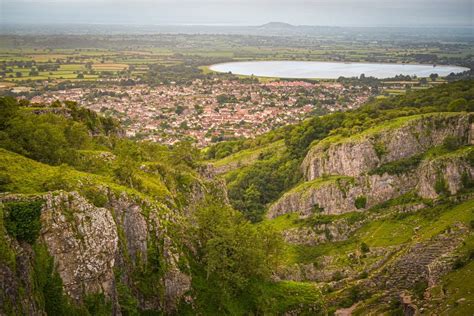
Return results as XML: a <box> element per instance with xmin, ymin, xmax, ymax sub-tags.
<box><xmin>1</xmin><ymin>0</ymin><xmax>473</xmax><ymax>28</ymax></box>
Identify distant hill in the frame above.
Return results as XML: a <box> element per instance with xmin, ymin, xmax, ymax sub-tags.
<box><xmin>259</xmin><ymin>22</ymin><xmax>295</xmax><ymax>29</ymax></box>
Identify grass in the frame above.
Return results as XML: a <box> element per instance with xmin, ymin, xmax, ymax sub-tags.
<box><xmin>311</xmin><ymin>112</ymin><xmax>464</xmax><ymax>151</ymax></box>
<box><xmin>211</xmin><ymin>140</ymin><xmax>285</xmax><ymax>170</ymax></box>
<box><xmin>427</xmin><ymin>234</ymin><xmax>474</xmax><ymax>315</ymax></box>
<box><xmin>256</xmin><ymin>281</ymin><xmax>324</xmax><ymax>314</ymax></box>
<box><xmin>282</xmin><ymin>175</ymin><xmax>353</xmax><ymax>196</ymax></box>
<box><xmin>260</xmin><ymin>212</ymin><xmax>301</xmax><ymax>232</ymax></box>
<box><xmin>274</xmin><ymin>198</ymin><xmax>474</xmax><ymax>266</ymax></box>
<box><xmin>0</xmin><ymin>148</ymin><xmax>171</xmax><ymax>204</ymax></box>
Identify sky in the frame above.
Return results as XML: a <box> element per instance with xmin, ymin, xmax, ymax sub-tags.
<box><xmin>1</xmin><ymin>0</ymin><xmax>473</xmax><ymax>27</ymax></box>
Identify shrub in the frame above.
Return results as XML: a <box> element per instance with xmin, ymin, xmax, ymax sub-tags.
<box><xmin>84</xmin><ymin>293</ymin><xmax>112</xmax><ymax>316</ymax></box>
<box><xmin>412</xmin><ymin>280</ymin><xmax>428</xmax><ymax>299</ymax></box>
<box><xmin>4</xmin><ymin>201</ymin><xmax>43</xmax><ymax>244</ymax></box>
<box><xmin>347</xmin><ymin>212</ymin><xmax>366</xmax><ymax>224</ymax></box>
<box><xmin>312</xmin><ymin>203</ymin><xmax>324</xmax><ymax>213</ymax></box>
<box><xmin>447</xmin><ymin>98</ymin><xmax>468</xmax><ymax>112</ymax></box>
<box><xmin>81</xmin><ymin>186</ymin><xmax>108</xmax><ymax>208</ymax></box>
<box><xmin>461</xmin><ymin>172</ymin><xmax>474</xmax><ymax>190</ymax></box>
<box><xmin>434</xmin><ymin>176</ymin><xmax>449</xmax><ymax>196</ymax></box>
<box><xmin>452</xmin><ymin>257</ymin><xmax>467</xmax><ymax>270</ymax></box>
<box><xmin>359</xmin><ymin>271</ymin><xmax>368</xmax><ymax>279</ymax></box>
<box><xmin>442</xmin><ymin>136</ymin><xmax>462</xmax><ymax>151</ymax></box>
<box><xmin>360</xmin><ymin>242</ymin><xmax>370</xmax><ymax>253</ymax></box>
<box><xmin>332</xmin><ymin>271</ymin><xmax>344</xmax><ymax>281</ymax></box>
<box><xmin>0</xmin><ymin>172</ymin><xmax>12</xmax><ymax>191</ymax></box>
<box><xmin>467</xmin><ymin>150</ymin><xmax>474</xmax><ymax>167</ymax></box>
<box><xmin>369</xmin><ymin>154</ymin><xmax>423</xmax><ymax>176</ymax></box>
<box><xmin>373</xmin><ymin>141</ymin><xmax>388</xmax><ymax>159</ymax></box>
<box><xmin>355</xmin><ymin>196</ymin><xmax>367</xmax><ymax>209</ymax></box>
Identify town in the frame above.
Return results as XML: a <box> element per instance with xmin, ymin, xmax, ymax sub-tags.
<box><xmin>28</xmin><ymin>79</ymin><xmax>371</xmax><ymax>146</ymax></box>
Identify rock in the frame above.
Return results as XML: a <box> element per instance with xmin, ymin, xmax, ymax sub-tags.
<box><xmin>400</xmin><ymin>292</ymin><xmax>418</xmax><ymax>316</ymax></box>
<box><xmin>302</xmin><ymin>113</ymin><xmax>471</xmax><ymax>180</ymax></box>
<box><xmin>41</xmin><ymin>191</ymin><xmax>118</xmax><ymax>302</ymax></box>
<box><xmin>268</xmin><ymin>148</ymin><xmax>473</xmax><ymax>218</ymax></box>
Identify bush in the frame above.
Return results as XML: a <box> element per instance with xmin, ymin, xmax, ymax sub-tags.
<box><xmin>442</xmin><ymin>136</ymin><xmax>462</xmax><ymax>151</ymax></box>
<box><xmin>467</xmin><ymin>150</ymin><xmax>474</xmax><ymax>167</ymax></box>
<box><xmin>360</xmin><ymin>242</ymin><xmax>370</xmax><ymax>253</ymax></box>
<box><xmin>369</xmin><ymin>154</ymin><xmax>423</xmax><ymax>176</ymax></box>
<box><xmin>4</xmin><ymin>201</ymin><xmax>43</xmax><ymax>244</ymax></box>
<box><xmin>84</xmin><ymin>293</ymin><xmax>112</xmax><ymax>316</ymax></box>
<box><xmin>434</xmin><ymin>176</ymin><xmax>449</xmax><ymax>196</ymax></box>
<box><xmin>461</xmin><ymin>172</ymin><xmax>474</xmax><ymax>190</ymax></box>
<box><xmin>81</xmin><ymin>186</ymin><xmax>108</xmax><ymax>208</ymax></box>
<box><xmin>452</xmin><ymin>257</ymin><xmax>467</xmax><ymax>270</ymax></box>
<box><xmin>373</xmin><ymin>142</ymin><xmax>388</xmax><ymax>159</ymax></box>
<box><xmin>412</xmin><ymin>280</ymin><xmax>428</xmax><ymax>299</ymax></box>
<box><xmin>332</xmin><ymin>270</ymin><xmax>344</xmax><ymax>281</ymax></box>
<box><xmin>355</xmin><ymin>196</ymin><xmax>367</xmax><ymax>209</ymax></box>
<box><xmin>0</xmin><ymin>172</ymin><xmax>12</xmax><ymax>192</ymax></box>
<box><xmin>359</xmin><ymin>271</ymin><xmax>368</xmax><ymax>279</ymax></box>
<box><xmin>447</xmin><ymin>98</ymin><xmax>468</xmax><ymax>112</ymax></box>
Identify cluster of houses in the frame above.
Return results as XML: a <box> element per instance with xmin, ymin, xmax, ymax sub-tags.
<box><xmin>29</xmin><ymin>79</ymin><xmax>371</xmax><ymax>146</ymax></box>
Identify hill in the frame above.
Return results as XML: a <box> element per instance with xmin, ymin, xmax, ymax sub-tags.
<box><xmin>259</xmin><ymin>22</ymin><xmax>296</xmax><ymax>29</ymax></box>
<box><xmin>1</xmin><ymin>80</ymin><xmax>474</xmax><ymax>314</ymax></box>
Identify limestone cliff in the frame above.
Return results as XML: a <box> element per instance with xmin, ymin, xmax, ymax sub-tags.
<box><xmin>302</xmin><ymin>113</ymin><xmax>471</xmax><ymax>180</ymax></box>
<box><xmin>269</xmin><ymin>113</ymin><xmax>474</xmax><ymax>219</ymax></box>
<box><xmin>0</xmin><ymin>188</ymin><xmax>194</xmax><ymax>315</ymax></box>
<box><xmin>0</xmin><ymin>161</ymin><xmax>229</xmax><ymax>316</ymax></box>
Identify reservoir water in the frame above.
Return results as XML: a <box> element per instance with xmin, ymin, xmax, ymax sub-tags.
<box><xmin>209</xmin><ymin>61</ymin><xmax>469</xmax><ymax>79</ymax></box>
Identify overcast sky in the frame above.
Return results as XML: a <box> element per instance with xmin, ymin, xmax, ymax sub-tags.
<box><xmin>1</xmin><ymin>0</ymin><xmax>473</xmax><ymax>27</ymax></box>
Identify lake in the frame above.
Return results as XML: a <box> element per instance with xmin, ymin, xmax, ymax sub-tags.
<box><xmin>209</xmin><ymin>61</ymin><xmax>469</xmax><ymax>79</ymax></box>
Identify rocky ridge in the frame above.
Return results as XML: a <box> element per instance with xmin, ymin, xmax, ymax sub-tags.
<box><xmin>268</xmin><ymin>113</ymin><xmax>474</xmax><ymax>219</ymax></box>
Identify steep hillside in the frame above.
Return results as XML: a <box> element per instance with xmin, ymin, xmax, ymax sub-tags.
<box><xmin>1</xmin><ymin>80</ymin><xmax>474</xmax><ymax>315</ymax></box>
<box><xmin>209</xmin><ymin>80</ymin><xmax>474</xmax><ymax>314</ymax></box>
<box><xmin>0</xmin><ymin>97</ymin><xmax>323</xmax><ymax>315</ymax></box>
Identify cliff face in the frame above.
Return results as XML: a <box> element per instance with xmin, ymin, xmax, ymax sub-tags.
<box><xmin>0</xmin><ymin>163</ymin><xmax>230</xmax><ymax>315</ymax></box>
<box><xmin>302</xmin><ymin>113</ymin><xmax>471</xmax><ymax>180</ymax></box>
<box><xmin>269</xmin><ymin>113</ymin><xmax>473</xmax><ymax>219</ymax></box>
<box><xmin>269</xmin><ymin>152</ymin><xmax>473</xmax><ymax>218</ymax></box>
<box><xmin>41</xmin><ymin>192</ymin><xmax>119</xmax><ymax>303</ymax></box>
<box><xmin>0</xmin><ymin>188</ymin><xmax>193</xmax><ymax>315</ymax></box>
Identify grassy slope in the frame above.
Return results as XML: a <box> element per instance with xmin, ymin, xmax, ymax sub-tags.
<box><xmin>427</xmin><ymin>235</ymin><xmax>474</xmax><ymax>315</ymax></box>
<box><xmin>0</xmin><ymin>147</ymin><xmax>325</xmax><ymax>313</ymax></box>
<box><xmin>310</xmin><ymin>112</ymin><xmax>465</xmax><ymax>151</ymax></box>
<box><xmin>210</xmin><ymin>140</ymin><xmax>285</xmax><ymax>173</ymax></box>
<box><xmin>264</xmin><ymin>197</ymin><xmax>473</xmax><ymax>267</ymax></box>
<box><xmin>0</xmin><ymin>148</ymin><xmax>171</xmax><ymax>202</ymax></box>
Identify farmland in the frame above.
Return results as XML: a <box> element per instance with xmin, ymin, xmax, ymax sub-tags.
<box><xmin>0</xmin><ymin>31</ymin><xmax>472</xmax><ymax>145</ymax></box>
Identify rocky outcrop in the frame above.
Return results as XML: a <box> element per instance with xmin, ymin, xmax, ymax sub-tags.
<box><xmin>400</xmin><ymin>293</ymin><xmax>419</xmax><ymax>316</ymax></box>
<box><xmin>373</xmin><ymin>224</ymin><xmax>468</xmax><ymax>294</ymax></box>
<box><xmin>302</xmin><ymin>113</ymin><xmax>471</xmax><ymax>180</ymax></box>
<box><xmin>469</xmin><ymin>123</ymin><xmax>474</xmax><ymax>145</ymax></box>
<box><xmin>282</xmin><ymin>217</ymin><xmax>366</xmax><ymax>246</ymax></box>
<box><xmin>268</xmin><ymin>172</ymin><xmax>416</xmax><ymax>218</ymax></box>
<box><xmin>269</xmin><ymin>148</ymin><xmax>473</xmax><ymax>219</ymax></box>
<box><xmin>41</xmin><ymin>191</ymin><xmax>119</xmax><ymax>302</ymax></box>
<box><xmin>0</xmin><ymin>188</ymin><xmax>194</xmax><ymax>314</ymax></box>
<box><xmin>417</xmin><ymin>153</ymin><xmax>474</xmax><ymax>199</ymax></box>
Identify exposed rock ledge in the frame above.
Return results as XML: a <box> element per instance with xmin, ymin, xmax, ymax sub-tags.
<box><xmin>302</xmin><ymin>113</ymin><xmax>472</xmax><ymax>180</ymax></box>
<box><xmin>1</xmin><ymin>190</ymin><xmax>192</xmax><ymax>314</ymax></box>
<box><xmin>268</xmin><ymin>151</ymin><xmax>473</xmax><ymax>219</ymax></box>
